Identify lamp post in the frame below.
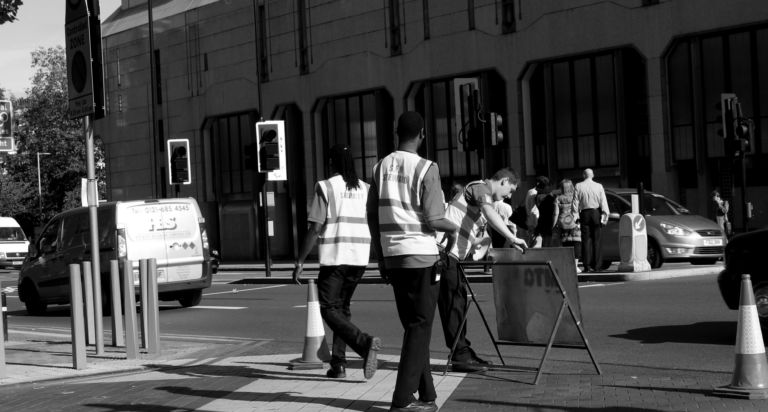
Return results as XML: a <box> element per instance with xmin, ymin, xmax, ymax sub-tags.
<box><xmin>37</xmin><ymin>152</ymin><xmax>50</xmax><ymax>216</ymax></box>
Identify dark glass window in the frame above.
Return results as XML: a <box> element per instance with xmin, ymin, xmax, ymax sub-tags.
<box><xmin>315</xmin><ymin>90</ymin><xmax>394</xmax><ymax>182</ymax></box>
<box><xmin>501</xmin><ymin>0</ymin><xmax>516</xmax><ymax>34</ymax></box>
<box><xmin>204</xmin><ymin>112</ymin><xmax>257</xmax><ymax>198</ymax></box>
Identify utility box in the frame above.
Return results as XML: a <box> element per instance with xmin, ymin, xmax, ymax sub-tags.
<box><xmin>618</xmin><ymin>213</ymin><xmax>651</xmax><ymax>272</ymax></box>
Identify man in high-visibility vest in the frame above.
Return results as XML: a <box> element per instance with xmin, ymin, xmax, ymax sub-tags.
<box><xmin>439</xmin><ymin>169</ymin><xmax>528</xmax><ymax>373</ymax></box>
<box><xmin>368</xmin><ymin>111</ymin><xmax>457</xmax><ymax>412</ymax></box>
<box><xmin>293</xmin><ymin>144</ymin><xmax>381</xmax><ymax>381</ymax></box>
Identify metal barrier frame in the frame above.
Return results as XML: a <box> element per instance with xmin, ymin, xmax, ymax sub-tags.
<box><xmin>444</xmin><ymin>259</ymin><xmax>601</xmax><ymax>384</ymax></box>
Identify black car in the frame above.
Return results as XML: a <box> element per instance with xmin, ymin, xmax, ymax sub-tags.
<box><xmin>717</xmin><ymin>228</ymin><xmax>768</xmax><ymax>325</ymax></box>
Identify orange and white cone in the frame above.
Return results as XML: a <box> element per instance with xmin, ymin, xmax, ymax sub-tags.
<box><xmin>289</xmin><ymin>279</ymin><xmax>331</xmax><ymax>370</ymax></box>
<box><xmin>714</xmin><ymin>274</ymin><xmax>768</xmax><ymax>399</ymax></box>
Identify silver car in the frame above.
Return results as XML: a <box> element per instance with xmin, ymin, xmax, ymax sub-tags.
<box><xmin>598</xmin><ymin>188</ymin><xmax>725</xmax><ymax>269</ymax></box>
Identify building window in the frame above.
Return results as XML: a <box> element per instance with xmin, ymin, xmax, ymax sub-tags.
<box><xmin>388</xmin><ymin>0</ymin><xmax>402</xmax><ymax>56</ymax></box>
<box><xmin>666</xmin><ymin>23</ymin><xmax>768</xmax><ymax>185</ymax></box>
<box><xmin>529</xmin><ymin>48</ymin><xmax>648</xmax><ymax>187</ymax></box>
<box><xmin>297</xmin><ymin>0</ymin><xmax>309</xmax><ymax>75</ymax></box>
<box><xmin>204</xmin><ymin>112</ymin><xmax>258</xmax><ymax>198</ymax></box>
<box><xmin>154</xmin><ymin>49</ymin><xmax>162</xmax><ymax>105</ymax></box>
<box><xmin>422</xmin><ymin>0</ymin><xmax>430</xmax><ymax>40</ymax></box>
<box><xmin>467</xmin><ymin>0</ymin><xmax>475</xmax><ymax>31</ymax></box>
<box><xmin>314</xmin><ymin>90</ymin><xmax>394</xmax><ymax>183</ymax></box>
<box><xmin>258</xmin><ymin>5</ymin><xmax>269</xmax><ymax>82</ymax></box>
<box><xmin>501</xmin><ymin>0</ymin><xmax>516</xmax><ymax>34</ymax></box>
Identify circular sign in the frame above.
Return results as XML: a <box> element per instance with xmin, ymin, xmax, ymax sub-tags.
<box><xmin>632</xmin><ymin>215</ymin><xmax>646</xmax><ymax>232</ymax></box>
<box><xmin>71</xmin><ymin>51</ymin><xmax>88</xmax><ymax>93</ymax></box>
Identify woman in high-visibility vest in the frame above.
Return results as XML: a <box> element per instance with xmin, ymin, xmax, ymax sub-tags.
<box><xmin>293</xmin><ymin>144</ymin><xmax>381</xmax><ymax>380</ymax></box>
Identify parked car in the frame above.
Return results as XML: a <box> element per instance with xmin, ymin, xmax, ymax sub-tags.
<box><xmin>717</xmin><ymin>228</ymin><xmax>768</xmax><ymax>326</ymax></box>
<box><xmin>0</xmin><ymin>217</ymin><xmax>29</xmax><ymax>268</ymax></box>
<box><xmin>598</xmin><ymin>188</ymin><xmax>725</xmax><ymax>269</ymax></box>
<box><xmin>18</xmin><ymin>198</ymin><xmax>215</xmax><ymax>315</ymax></box>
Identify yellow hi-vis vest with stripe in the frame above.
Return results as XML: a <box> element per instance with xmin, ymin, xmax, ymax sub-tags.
<box><xmin>317</xmin><ymin>175</ymin><xmax>371</xmax><ymax>266</ymax></box>
<box><xmin>443</xmin><ymin>180</ymin><xmax>488</xmax><ymax>260</ymax></box>
<box><xmin>374</xmin><ymin>151</ymin><xmax>438</xmax><ymax>257</ymax></box>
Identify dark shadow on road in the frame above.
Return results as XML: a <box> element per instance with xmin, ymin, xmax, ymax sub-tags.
<box><xmin>85</xmin><ymin>403</ymin><xmax>207</xmax><ymax>412</ymax></box>
<box><xmin>155</xmin><ymin>386</ymin><xmax>390</xmax><ymax>411</ymax></box>
<box><xmin>602</xmin><ymin>384</ymin><xmax>714</xmax><ymax>396</ymax></box>
<box><xmin>143</xmin><ymin>363</ymin><xmax>360</xmax><ymax>383</ymax></box>
<box><xmin>611</xmin><ymin>321</ymin><xmax>736</xmax><ymax>345</ymax></box>
<box><xmin>447</xmin><ymin>399</ymin><xmax>663</xmax><ymax>411</ymax></box>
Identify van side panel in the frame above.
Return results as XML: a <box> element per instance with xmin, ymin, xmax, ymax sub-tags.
<box><xmin>119</xmin><ymin>200</ymin><xmax>204</xmax><ymax>284</ymax></box>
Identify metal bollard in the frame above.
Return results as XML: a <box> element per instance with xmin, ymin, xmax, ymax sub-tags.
<box><xmin>91</xmin><ymin>260</ymin><xmax>104</xmax><ymax>355</ymax></box>
<box><xmin>139</xmin><ymin>259</ymin><xmax>148</xmax><ymax>349</ymax></box>
<box><xmin>0</xmin><ymin>288</ymin><xmax>5</xmax><ymax>377</ymax></box>
<box><xmin>69</xmin><ymin>264</ymin><xmax>87</xmax><ymax>370</ymax></box>
<box><xmin>109</xmin><ymin>260</ymin><xmax>124</xmax><ymax>347</ymax></box>
<box><xmin>122</xmin><ymin>259</ymin><xmax>139</xmax><ymax>359</ymax></box>
<box><xmin>2</xmin><ymin>291</ymin><xmax>7</xmax><ymax>342</ymax></box>
<box><xmin>146</xmin><ymin>258</ymin><xmax>160</xmax><ymax>354</ymax></box>
<box><xmin>82</xmin><ymin>261</ymin><xmax>96</xmax><ymax>345</ymax></box>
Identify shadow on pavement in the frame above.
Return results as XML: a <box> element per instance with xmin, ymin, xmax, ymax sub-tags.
<box><xmin>449</xmin><ymin>399</ymin><xmax>664</xmax><ymax>411</ymax></box>
<box><xmin>610</xmin><ymin>321</ymin><xmax>735</xmax><ymax>345</ymax></box>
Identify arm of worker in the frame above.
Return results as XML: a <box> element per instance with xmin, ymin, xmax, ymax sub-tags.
<box><xmin>366</xmin><ymin>178</ymin><xmax>388</xmax><ymax>281</ymax></box>
<box><xmin>552</xmin><ymin>200</ymin><xmax>560</xmax><ymax>230</ymax></box>
<box><xmin>481</xmin><ymin>203</ymin><xmax>527</xmax><ymax>252</ymax></box>
<box><xmin>293</xmin><ymin>183</ymin><xmax>326</xmax><ymax>284</ymax></box>
<box><xmin>571</xmin><ymin>187</ymin><xmax>581</xmax><ymax>223</ymax></box>
<box><xmin>293</xmin><ymin>222</ymin><xmax>322</xmax><ymax>284</ymax></box>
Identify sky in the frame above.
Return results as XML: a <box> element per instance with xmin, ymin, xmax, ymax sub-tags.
<box><xmin>0</xmin><ymin>0</ymin><xmax>121</xmax><ymax>97</ymax></box>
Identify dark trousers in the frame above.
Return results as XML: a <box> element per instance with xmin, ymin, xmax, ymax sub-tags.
<box><xmin>317</xmin><ymin>265</ymin><xmax>371</xmax><ymax>368</ymax></box>
<box><xmin>390</xmin><ymin>267</ymin><xmax>439</xmax><ymax>407</ymax></box>
<box><xmin>437</xmin><ymin>255</ymin><xmax>472</xmax><ymax>359</ymax></box>
<box><xmin>579</xmin><ymin>209</ymin><xmax>603</xmax><ymax>270</ymax></box>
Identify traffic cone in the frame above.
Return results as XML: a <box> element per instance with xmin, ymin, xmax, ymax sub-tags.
<box><xmin>289</xmin><ymin>279</ymin><xmax>331</xmax><ymax>370</ymax></box>
<box><xmin>714</xmin><ymin>274</ymin><xmax>768</xmax><ymax>399</ymax></box>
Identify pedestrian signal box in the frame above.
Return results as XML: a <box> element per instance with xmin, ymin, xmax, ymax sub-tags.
<box><xmin>0</xmin><ymin>100</ymin><xmax>14</xmax><ymax>153</ymax></box>
<box><xmin>167</xmin><ymin>139</ymin><xmax>191</xmax><ymax>185</ymax></box>
<box><xmin>255</xmin><ymin>120</ymin><xmax>287</xmax><ymax>181</ymax></box>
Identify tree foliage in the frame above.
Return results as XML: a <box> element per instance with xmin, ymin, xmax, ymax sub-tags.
<box><xmin>1</xmin><ymin>46</ymin><xmax>106</xmax><ymax>235</ymax></box>
<box><xmin>0</xmin><ymin>0</ymin><xmax>23</xmax><ymax>25</ymax></box>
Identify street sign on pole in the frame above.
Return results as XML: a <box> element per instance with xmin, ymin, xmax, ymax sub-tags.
<box><xmin>66</xmin><ymin>0</ymin><xmax>104</xmax><ymax>120</ymax></box>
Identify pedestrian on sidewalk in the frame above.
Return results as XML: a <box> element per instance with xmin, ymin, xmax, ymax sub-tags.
<box><xmin>711</xmin><ymin>189</ymin><xmax>731</xmax><ymax>237</ymax></box>
<box><xmin>572</xmin><ymin>168</ymin><xmax>609</xmax><ymax>272</ymax></box>
<box><xmin>554</xmin><ymin>178</ymin><xmax>582</xmax><ymax>272</ymax></box>
<box><xmin>292</xmin><ymin>143</ymin><xmax>381</xmax><ymax>381</ymax></box>
<box><xmin>367</xmin><ymin>111</ymin><xmax>458</xmax><ymax>412</ymax></box>
<box><xmin>439</xmin><ymin>168</ymin><xmax>528</xmax><ymax>373</ymax></box>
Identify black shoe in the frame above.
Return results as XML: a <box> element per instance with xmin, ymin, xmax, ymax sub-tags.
<box><xmin>389</xmin><ymin>400</ymin><xmax>438</xmax><ymax>412</ymax></box>
<box><xmin>363</xmin><ymin>337</ymin><xmax>382</xmax><ymax>379</ymax></box>
<box><xmin>450</xmin><ymin>359</ymin><xmax>488</xmax><ymax>373</ymax></box>
<box><xmin>469</xmin><ymin>350</ymin><xmax>493</xmax><ymax>366</ymax></box>
<box><xmin>326</xmin><ymin>365</ymin><xmax>346</xmax><ymax>379</ymax></box>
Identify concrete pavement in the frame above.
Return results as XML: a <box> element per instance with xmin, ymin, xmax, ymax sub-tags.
<box><xmin>2</xmin><ymin>262</ymin><xmax>762</xmax><ymax>411</ymax></box>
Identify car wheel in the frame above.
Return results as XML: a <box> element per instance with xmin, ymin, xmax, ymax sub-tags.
<box><xmin>691</xmin><ymin>258</ymin><xmax>717</xmax><ymax>265</ymax></box>
<box><xmin>647</xmin><ymin>239</ymin><xmax>663</xmax><ymax>269</ymax></box>
<box><xmin>754</xmin><ymin>283</ymin><xmax>768</xmax><ymax>329</ymax></box>
<box><xmin>178</xmin><ymin>290</ymin><xmax>203</xmax><ymax>307</ymax></box>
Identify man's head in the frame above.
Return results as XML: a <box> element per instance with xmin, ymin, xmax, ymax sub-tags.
<box><xmin>583</xmin><ymin>168</ymin><xmax>594</xmax><ymax>180</ymax></box>
<box><xmin>396</xmin><ymin>111</ymin><xmax>425</xmax><ymax>146</ymax></box>
<box><xmin>489</xmin><ymin>168</ymin><xmax>520</xmax><ymax>201</ymax></box>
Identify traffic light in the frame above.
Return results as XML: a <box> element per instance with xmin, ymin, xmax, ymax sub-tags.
<box><xmin>489</xmin><ymin>112</ymin><xmax>504</xmax><ymax>146</ymax></box>
<box><xmin>0</xmin><ymin>100</ymin><xmax>12</xmax><ymax>137</ymax></box>
<box><xmin>255</xmin><ymin>120</ymin><xmax>287</xmax><ymax>181</ymax></box>
<box><xmin>0</xmin><ymin>100</ymin><xmax>14</xmax><ymax>153</ymax></box>
<box><xmin>167</xmin><ymin>139</ymin><xmax>191</xmax><ymax>185</ymax></box>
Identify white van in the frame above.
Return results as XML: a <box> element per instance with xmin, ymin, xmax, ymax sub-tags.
<box><xmin>18</xmin><ymin>198</ymin><xmax>214</xmax><ymax>315</ymax></box>
<box><xmin>0</xmin><ymin>217</ymin><xmax>30</xmax><ymax>268</ymax></box>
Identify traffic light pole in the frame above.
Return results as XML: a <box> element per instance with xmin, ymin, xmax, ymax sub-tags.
<box><xmin>739</xmin><ymin>152</ymin><xmax>749</xmax><ymax>232</ymax></box>
<box><xmin>84</xmin><ymin>115</ymin><xmax>104</xmax><ymax>355</ymax></box>
<box><xmin>262</xmin><ymin>182</ymin><xmax>272</xmax><ymax>277</ymax></box>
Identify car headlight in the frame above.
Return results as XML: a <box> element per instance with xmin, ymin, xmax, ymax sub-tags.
<box><xmin>659</xmin><ymin>222</ymin><xmax>692</xmax><ymax>236</ymax></box>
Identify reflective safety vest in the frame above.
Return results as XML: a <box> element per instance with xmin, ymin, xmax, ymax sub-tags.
<box><xmin>443</xmin><ymin>180</ymin><xmax>488</xmax><ymax>260</ymax></box>
<box><xmin>374</xmin><ymin>151</ymin><xmax>438</xmax><ymax>257</ymax></box>
<box><xmin>317</xmin><ymin>175</ymin><xmax>371</xmax><ymax>266</ymax></box>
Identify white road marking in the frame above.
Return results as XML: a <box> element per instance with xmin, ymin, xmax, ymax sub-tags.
<box><xmin>187</xmin><ymin>305</ymin><xmax>246</xmax><ymax>310</ymax></box>
<box><xmin>203</xmin><ymin>284</ymin><xmax>285</xmax><ymax>296</ymax></box>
